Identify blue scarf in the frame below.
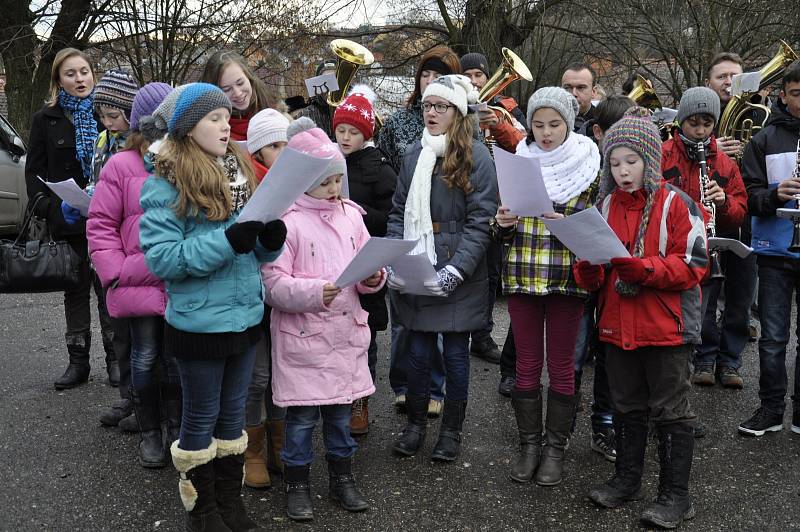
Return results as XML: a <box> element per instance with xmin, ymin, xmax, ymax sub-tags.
<box><xmin>58</xmin><ymin>88</ymin><xmax>98</xmax><ymax>181</ymax></box>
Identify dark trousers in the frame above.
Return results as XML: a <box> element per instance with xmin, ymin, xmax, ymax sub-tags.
<box><xmin>407</xmin><ymin>331</ymin><xmax>470</xmax><ymax>401</ymax></box>
<box><xmin>500</xmin><ymin>326</ymin><xmax>517</xmax><ymax>378</ymax></box>
<box><xmin>472</xmin><ymin>238</ymin><xmax>502</xmax><ymax>344</ymax></box>
<box><xmin>282</xmin><ymin>404</ymin><xmax>356</xmax><ymax>467</ymax></box>
<box><xmin>111</xmin><ymin>317</ymin><xmax>131</xmax><ymax>400</ymax></box>
<box><xmin>573</xmin><ymin>296</ymin><xmax>613</xmax><ymax>429</ymax></box>
<box><xmin>245</xmin><ymin>334</ymin><xmax>285</xmax><ymax>426</ymax></box>
<box><xmin>605</xmin><ymin>343</ymin><xmax>696</xmax><ymax>426</ymax></box>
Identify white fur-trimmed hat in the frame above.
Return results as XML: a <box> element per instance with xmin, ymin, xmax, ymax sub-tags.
<box><xmin>422</xmin><ymin>74</ymin><xmax>479</xmax><ymax>116</ymax></box>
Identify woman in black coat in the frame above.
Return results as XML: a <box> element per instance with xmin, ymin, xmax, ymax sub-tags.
<box><xmin>24</xmin><ymin>48</ymin><xmax>117</xmax><ymax>390</ymax></box>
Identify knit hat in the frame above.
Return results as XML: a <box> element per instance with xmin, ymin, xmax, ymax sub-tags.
<box><xmin>600</xmin><ymin>107</ymin><xmax>663</xmax><ymax>198</ymax></box>
<box><xmin>168</xmin><ymin>83</ymin><xmax>232</xmax><ymax>140</ymax></box>
<box><xmin>138</xmin><ymin>84</ymin><xmax>189</xmax><ymax>142</ymax></box>
<box><xmin>130</xmin><ymin>82</ymin><xmax>173</xmax><ymax>132</ymax></box>
<box><xmin>93</xmin><ymin>69</ymin><xmax>139</xmax><ymax>120</ymax></box>
<box><xmin>332</xmin><ymin>84</ymin><xmax>377</xmax><ymax>140</ymax></box>
<box><xmin>286</xmin><ymin>117</ymin><xmax>346</xmax><ymax>191</ymax></box>
<box><xmin>422</xmin><ymin>74</ymin><xmax>479</xmax><ymax>116</ymax></box>
<box><xmin>247</xmin><ymin>109</ymin><xmax>290</xmax><ymax>154</ymax></box>
<box><xmin>460</xmin><ymin>53</ymin><xmax>490</xmax><ymax>77</ymax></box>
<box><xmin>676</xmin><ymin>86</ymin><xmax>720</xmax><ymax>125</ymax></box>
<box><xmin>526</xmin><ymin>86</ymin><xmax>579</xmax><ymax>133</ymax></box>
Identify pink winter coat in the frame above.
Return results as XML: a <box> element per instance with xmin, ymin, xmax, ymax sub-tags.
<box><xmin>262</xmin><ymin>194</ymin><xmax>385</xmax><ymax>407</ymax></box>
<box><xmin>87</xmin><ymin>149</ymin><xmax>166</xmax><ymax>318</ymax></box>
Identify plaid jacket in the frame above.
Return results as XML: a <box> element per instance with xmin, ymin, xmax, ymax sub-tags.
<box><xmin>502</xmin><ymin>176</ymin><xmax>599</xmax><ymax>297</ymax></box>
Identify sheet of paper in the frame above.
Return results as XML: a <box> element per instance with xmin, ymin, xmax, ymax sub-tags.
<box><xmin>39</xmin><ymin>177</ymin><xmax>91</xmax><ymax>216</ymax></box>
<box><xmin>304</xmin><ymin>73</ymin><xmax>339</xmax><ymax>99</ymax></box>
<box><xmin>493</xmin><ymin>148</ymin><xmax>553</xmax><ymax>218</ymax></box>
<box><xmin>335</xmin><ymin>237</ymin><xmax>418</xmax><ymax>288</ymax></box>
<box><xmin>237</xmin><ymin>147</ymin><xmax>332</xmax><ymax>223</ymax></box>
<box><xmin>542</xmin><ymin>207</ymin><xmax>631</xmax><ymax>265</ymax></box>
<box><xmin>731</xmin><ymin>72</ymin><xmax>761</xmax><ymax>96</ymax></box>
<box><xmin>388</xmin><ymin>253</ymin><xmax>438</xmax><ymax>296</ymax></box>
<box><xmin>708</xmin><ymin>237</ymin><xmax>752</xmax><ymax>259</ymax></box>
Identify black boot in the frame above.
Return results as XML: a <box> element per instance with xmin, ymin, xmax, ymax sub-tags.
<box><xmin>327</xmin><ymin>455</ymin><xmax>369</xmax><ymax>512</ymax></box>
<box><xmin>640</xmin><ymin>423</ymin><xmax>696</xmax><ymax>529</ymax></box>
<box><xmin>163</xmin><ymin>382</ymin><xmax>183</xmax><ymax>447</ymax></box>
<box><xmin>431</xmin><ymin>399</ymin><xmax>467</xmax><ymax>462</ymax></box>
<box><xmin>104</xmin><ymin>336</ymin><xmax>119</xmax><ymax>387</ymax></box>
<box><xmin>171</xmin><ymin>441</ymin><xmax>231</xmax><ymax>532</ymax></box>
<box><xmin>54</xmin><ymin>333</ymin><xmax>91</xmax><ymax>390</ymax></box>
<box><xmin>284</xmin><ymin>465</ymin><xmax>313</xmax><ymax>522</ymax></box>
<box><xmin>535</xmin><ymin>389</ymin><xmax>578</xmax><ymax>487</ymax></box>
<box><xmin>393</xmin><ymin>394</ymin><xmax>428</xmax><ymax>456</ymax></box>
<box><xmin>214</xmin><ymin>434</ymin><xmax>265</xmax><ymax>531</ymax></box>
<box><xmin>99</xmin><ymin>398</ymin><xmax>134</xmax><ymax>427</ymax></box>
<box><xmin>588</xmin><ymin>412</ymin><xmax>647</xmax><ymax>508</ymax></box>
<box><xmin>509</xmin><ymin>389</ymin><xmax>542</xmax><ymax>483</ymax></box>
<box><xmin>132</xmin><ymin>384</ymin><xmax>166</xmax><ymax>468</ymax></box>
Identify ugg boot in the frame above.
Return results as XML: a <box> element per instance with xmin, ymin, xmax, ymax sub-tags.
<box><xmin>535</xmin><ymin>389</ymin><xmax>578</xmax><ymax>487</ymax></box>
<box><xmin>640</xmin><ymin>423</ymin><xmax>696</xmax><ymax>529</ymax></box>
<box><xmin>509</xmin><ymin>389</ymin><xmax>542</xmax><ymax>483</ymax></box>
<box><xmin>284</xmin><ymin>464</ymin><xmax>313</xmax><ymax>522</ymax></box>
<box><xmin>132</xmin><ymin>384</ymin><xmax>166</xmax><ymax>468</ymax></box>
<box><xmin>431</xmin><ymin>399</ymin><xmax>467</xmax><ymax>462</ymax></box>
<box><xmin>265</xmin><ymin>420</ymin><xmax>284</xmax><ymax>475</ymax></box>
<box><xmin>171</xmin><ymin>440</ymin><xmax>230</xmax><ymax>532</ymax></box>
<box><xmin>350</xmin><ymin>397</ymin><xmax>369</xmax><ymax>435</ymax></box>
<box><xmin>162</xmin><ymin>382</ymin><xmax>182</xmax><ymax>447</ymax></box>
<box><xmin>214</xmin><ymin>433</ymin><xmax>265</xmax><ymax>531</ymax></box>
<box><xmin>588</xmin><ymin>412</ymin><xmax>648</xmax><ymax>508</ymax></box>
<box><xmin>392</xmin><ymin>394</ymin><xmax>429</xmax><ymax>456</ymax></box>
<box><xmin>244</xmin><ymin>425</ymin><xmax>270</xmax><ymax>489</ymax></box>
<box><xmin>55</xmin><ymin>332</ymin><xmax>91</xmax><ymax>390</ymax></box>
<box><xmin>327</xmin><ymin>455</ymin><xmax>369</xmax><ymax>512</ymax></box>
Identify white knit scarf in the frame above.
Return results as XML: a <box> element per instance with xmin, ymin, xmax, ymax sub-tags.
<box><xmin>404</xmin><ymin>130</ymin><xmax>447</xmax><ymax>264</ymax></box>
<box><xmin>515</xmin><ymin>133</ymin><xmax>600</xmax><ymax>204</ymax></box>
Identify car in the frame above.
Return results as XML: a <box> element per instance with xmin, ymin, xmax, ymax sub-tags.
<box><xmin>0</xmin><ymin>113</ymin><xmax>27</xmax><ymax>235</ymax></box>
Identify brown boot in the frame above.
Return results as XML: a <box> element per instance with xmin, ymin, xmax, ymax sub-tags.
<box><xmin>350</xmin><ymin>397</ymin><xmax>370</xmax><ymax>435</ymax></box>
<box><xmin>266</xmin><ymin>420</ymin><xmax>285</xmax><ymax>475</ymax></box>
<box><xmin>244</xmin><ymin>425</ymin><xmax>271</xmax><ymax>489</ymax></box>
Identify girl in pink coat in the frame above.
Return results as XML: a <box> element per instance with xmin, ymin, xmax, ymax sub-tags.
<box><xmin>261</xmin><ymin>118</ymin><xmax>385</xmax><ymax>522</ymax></box>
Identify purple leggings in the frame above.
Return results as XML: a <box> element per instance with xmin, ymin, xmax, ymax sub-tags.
<box><xmin>508</xmin><ymin>293</ymin><xmax>584</xmax><ymax>395</ymax></box>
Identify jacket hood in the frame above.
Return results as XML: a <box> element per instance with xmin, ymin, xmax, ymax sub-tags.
<box><xmin>765</xmin><ymin>98</ymin><xmax>800</xmax><ymax>132</ymax></box>
<box><xmin>290</xmin><ymin>193</ymin><xmax>365</xmax><ymax>215</ymax></box>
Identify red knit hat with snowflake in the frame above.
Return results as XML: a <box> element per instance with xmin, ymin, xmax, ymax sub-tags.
<box><xmin>333</xmin><ymin>84</ymin><xmax>377</xmax><ymax>140</ymax></box>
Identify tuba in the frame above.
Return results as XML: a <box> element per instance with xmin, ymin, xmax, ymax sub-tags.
<box><xmin>326</xmin><ymin>39</ymin><xmax>374</xmax><ymax>108</ymax></box>
<box><xmin>718</xmin><ymin>40</ymin><xmax>799</xmax><ymax>160</ymax></box>
<box><xmin>627</xmin><ymin>74</ymin><xmax>675</xmax><ymax>140</ymax></box>
<box><xmin>478</xmin><ymin>48</ymin><xmax>533</xmax><ymax>155</ymax></box>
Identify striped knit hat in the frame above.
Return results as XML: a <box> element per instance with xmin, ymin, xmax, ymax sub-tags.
<box><xmin>168</xmin><ymin>83</ymin><xmax>232</xmax><ymax>140</ymax></box>
<box><xmin>94</xmin><ymin>69</ymin><xmax>139</xmax><ymax>120</ymax></box>
<box><xmin>600</xmin><ymin>106</ymin><xmax>662</xmax><ymax>199</ymax></box>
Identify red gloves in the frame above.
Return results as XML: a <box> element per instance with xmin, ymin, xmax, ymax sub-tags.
<box><xmin>573</xmin><ymin>260</ymin><xmax>604</xmax><ymax>289</ymax></box>
<box><xmin>611</xmin><ymin>257</ymin><xmax>648</xmax><ymax>284</ymax></box>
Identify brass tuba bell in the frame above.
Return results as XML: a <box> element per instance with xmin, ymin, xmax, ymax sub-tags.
<box><xmin>478</xmin><ymin>48</ymin><xmax>533</xmax><ymax>107</ymax></box>
<box><xmin>627</xmin><ymin>74</ymin><xmax>664</xmax><ymax>111</ymax></box>
<box><xmin>327</xmin><ymin>39</ymin><xmax>375</xmax><ymax>108</ymax></box>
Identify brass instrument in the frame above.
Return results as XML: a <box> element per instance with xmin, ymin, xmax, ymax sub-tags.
<box><xmin>327</xmin><ymin>39</ymin><xmax>374</xmax><ymax>107</ymax></box>
<box><xmin>697</xmin><ymin>142</ymin><xmax>725</xmax><ymax>279</ymax></box>
<box><xmin>627</xmin><ymin>74</ymin><xmax>674</xmax><ymax>140</ymax></box>
<box><xmin>718</xmin><ymin>41</ymin><xmax>799</xmax><ymax>160</ymax></box>
<box><xmin>789</xmin><ymin>140</ymin><xmax>800</xmax><ymax>252</ymax></box>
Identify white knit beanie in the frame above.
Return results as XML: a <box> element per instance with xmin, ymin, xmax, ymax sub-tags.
<box><xmin>422</xmin><ymin>74</ymin><xmax>479</xmax><ymax>116</ymax></box>
<box><xmin>247</xmin><ymin>108</ymin><xmax>290</xmax><ymax>154</ymax></box>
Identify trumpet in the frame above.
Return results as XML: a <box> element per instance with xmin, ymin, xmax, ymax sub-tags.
<box><xmin>697</xmin><ymin>142</ymin><xmax>724</xmax><ymax>279</ymax></box>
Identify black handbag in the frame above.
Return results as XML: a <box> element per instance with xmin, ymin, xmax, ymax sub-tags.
<box><xmin>0</xmin><ymin>194</ymin><xmax>86</xmax><ymax>293</ymax></box>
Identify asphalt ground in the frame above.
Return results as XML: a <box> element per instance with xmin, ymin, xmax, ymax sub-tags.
<box><xmin>1</xmin><ymin>291</ymin><xmax>799</xmax><ymax>531</ymax></box>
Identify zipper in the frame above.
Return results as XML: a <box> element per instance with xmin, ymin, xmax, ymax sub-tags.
<box><xmin>654</xmin><ymin>292</ymin><xmax>683</xmax><ymax>332</ymax></box>
<box><xmin>350</xmin><ymin>236</ymin><xmax>356</xmax><ymax>250</ymax></box>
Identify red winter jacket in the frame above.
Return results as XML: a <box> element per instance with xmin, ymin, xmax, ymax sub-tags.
<box><xmin>661</xmin><ymin>134</ymin><xmax>747</xmax><ymax>234</ymax></box>
<box><xmin>573</xmin><ymin>185</ymin><xmax>708</xmax><ymax>350</ymax></box>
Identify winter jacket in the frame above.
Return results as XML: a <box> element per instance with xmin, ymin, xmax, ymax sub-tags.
<box><xmin>298</xmin><ymin>97</ymin><xmax>334</xmax><ymax>140</ymax></box>
<box><xmin>138</xmin><ymin>174</ymin><xmax>282</xmax><ymax>335</ymax></box>
<box><xmin>377</xmin><ymin>100</ymin><xmax>425</xmax><ymax>172</ymax></box>
<box><xmin>87</xmin><ymin>149</ymin><xmax>166</xmax><ymax>319</ymax></box>
<box><xmin>386</xmin><ymin>139</ymin><xmax>498</xmax><ymax>332</ymax></box>
<box><xmin>262</xmin><ymin>194</ymin><xmax>383</xmax><ymax>407</ymax></box>
<box><xmin>574</xmin><ymin>185</ymin><xmax>708</xmax><ymax>350</ymax></box>
<box><xmin>346</xmin><ymin>145</ymin><xmax>397</xmax><ymax>331</ymax></box>
<box><xmin>661</xmin><ymin>133</ymin><xmax>748</xmax><ymax>234</ymax></box>
<box><xmin>741</xmin><ymin>100</ymin><xmax>800</xmax><ymax>260</ymax></box>
<box><xmin>486</xmin><ymin>95</ymin><xmax>528</xmax><ymax>153</ymax></box>
<box><xmin>24</xmin><ymin>104</ymin><xmax>98</xmax><ymax>238</ymax></box>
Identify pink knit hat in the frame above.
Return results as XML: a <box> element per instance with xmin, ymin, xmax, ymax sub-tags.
<box><xmin>286</xmin><ymin>117</ymin><xmax>346</xmax><ymax>191</ymax></box>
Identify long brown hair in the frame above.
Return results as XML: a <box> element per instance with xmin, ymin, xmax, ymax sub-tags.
<box><xmin>406</xmin><ymin>46</ymin><xmax>462</xmax><ymax>108</ymax></box>
<box><xmin>155</xmin><ymin>138</ymin><xmax>257</xmax><ymax>221</ymax></box>
<box><xmin>440</xmin><ymin>112</ymin><xmax>474</xmax><ymax>194</ymax></box>
<box><xmin>124</xmin><ymin>131</ymin><xmax>150</xmax><ymax>156</ymax></box>
<box><xmin>46</xmin><ymin>48</ymin><xmax>95</xmax><ymax>106</ymax></box>
<box><xmin>200</xmin><ymin>50</ymin><xmax>280</xmax><ymax>115</ymax></box>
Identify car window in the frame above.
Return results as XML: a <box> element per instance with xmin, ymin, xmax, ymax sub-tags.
<box><xmin>0</xmin><ymin>114</ymin><xmax>22</xmax><ymax>149</ymax></box>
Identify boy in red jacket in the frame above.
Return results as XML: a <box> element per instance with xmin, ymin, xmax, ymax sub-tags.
<box><xmin>574</xmin><ymin>108</ymin><xmax>707</xmax><ymax>529</ymax></box>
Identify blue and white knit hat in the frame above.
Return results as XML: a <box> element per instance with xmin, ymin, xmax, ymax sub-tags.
<box><xmin>167</xmin><ymin>83</ymin><xmax>232</xmax><ymax>140</ymax></box>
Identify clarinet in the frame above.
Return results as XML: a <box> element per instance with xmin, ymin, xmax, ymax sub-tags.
<box><xmin>697</xmin><ymin>142</ymin><xmax>725</xmax><ymax>279</ymax></box>
<box><xmin>789</xmin><ymin>139</ymin><xmax>800</xmax><ymax>252</ymax></box>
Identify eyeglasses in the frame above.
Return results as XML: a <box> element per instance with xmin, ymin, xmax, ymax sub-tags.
<box><xmin>422</xmin><ymin>102</ymin><xmax>454</xmax><ymax>114</ymax></box>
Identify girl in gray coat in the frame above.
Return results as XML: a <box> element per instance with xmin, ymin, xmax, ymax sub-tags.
<box><xmin>386</xmin><ymin>74</ymin><xmax>498</xmax><ymax>461</ymax></box>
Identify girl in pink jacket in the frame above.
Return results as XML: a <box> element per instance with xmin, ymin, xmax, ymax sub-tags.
<box><xmin>261</xmin><ymin>118</ymin><xmax>385</xmax><ymax>522</ymax></box>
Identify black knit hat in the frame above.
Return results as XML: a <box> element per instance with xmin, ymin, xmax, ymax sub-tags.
<box><xmin>460</xmin><ymin>53</ymin><xmax>490</xmax><ymax>77</ymax></box>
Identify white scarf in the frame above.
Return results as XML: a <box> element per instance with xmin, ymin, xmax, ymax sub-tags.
<box><xmin>404</xmin><ymin>130</ymin><xmax>447</xmax><ymax>264</ymax></box>
<box><xmin>515</xmin><ymin>133</ymin><xmax>600</xmax><ymax>204</ymax></box>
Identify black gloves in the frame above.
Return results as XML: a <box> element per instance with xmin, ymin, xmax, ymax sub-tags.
<box><xmin>258</xmin><ymin>219</ymin><xmax>287</xmax><ymax>251</ymax></box>
<box><xmin>225</xmin><ymin>221</ymin><xmax>264</xmax><ymax>254</ymax></box>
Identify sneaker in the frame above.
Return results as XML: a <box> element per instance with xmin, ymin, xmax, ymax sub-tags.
<box><xmin>738</xmin><ymin>407</ymin><xmax>783</xmax><ymax>437</ymax></box>
<box><xmin>691</xmin><ymin>364</ymin><xmax>715</xmax><ymax>386</ymax></box>
<box><xmin>427</xmin><ymin>399</ymin><xmax>443</xmax><ymax>418</ymax></box>
<box><xmin>498</xmin><ymin>375</ymin><xmax>515</xmax><ymax>398</ymax></box>
<box><xmin>792</xmin><ymin>408</ymin><xmax>800</xmax><ymax>435</ymax></box>
<box><xmin>394</xmin><ymin>394</ymin><xmax>406</xmax><ymax>411</ymax></box>
<box><xmin>694</xmin><ymin>421</ymin><xmax>707</xmax><ymax>439</ymax></box>
<box><xmin>590</xmin><ymin>427</ymin><xmax>617</xmax><ymax>462</ymax></box>
<box><xmin>470</xmin><ymin>338</ymin><xmax>501</xmax><ymax>364</ymax></box>
<box><xmin>718</xmin><ymin>366</ymin><xmax>743</xmax><ymax>389</ymax></box>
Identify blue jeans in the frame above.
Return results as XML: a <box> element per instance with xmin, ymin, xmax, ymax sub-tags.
<box><xmin>756</xmin><ymin>261</ymin><xmax>800</xmax><ymax>415</ymax></box>
<box><xmin>388</xmin><ymin>308</ymin><xmax>445</xmax><ymax>400</ymax></box>
<box><xmin>245</xmin><ymin>334</ymin><xmax>285</xmax><ymax>426</ymax></box>
<box><xmin>176</xmin><ymin>346</ymin><xmax>256</xmax><ymax>451</ymax></box>
<box><xmin>695</xmin><ymin>251</ymin><xmax>757</xmax><ymax>369</ymax></box>
<box><xmin>130</xmin><ymin>316</ymin><xmax>179</xmax><ymax>390</ymax></box>
<box><xmin>408</xmin><ymin>331</ymin><xmax>470</xmax><ymax>401</ymax></box>
<box><xmin>282</xmin><ymin>404</ymin><xmax>356</xmax><ymax>467</ymax></box>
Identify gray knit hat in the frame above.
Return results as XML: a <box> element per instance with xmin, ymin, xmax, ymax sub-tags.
<box><xmin>167</xmin><ymin>82</ymin><xmax>232</xmax><ymax>140</ymax></box>
<box><xmin>676</xmin><ymin>86</ymin><xmax>720</xmax><ymax>125</ymax></box>
<box><xmin>526</xmin><ymin>86</ymin><xmax>579</xmax><ymax>133</ymax></box>
<box><xmin>138</xmin><ymin>84</ymin><xmax>189</xmax><ymax>142</ymax></box>
<box><xmin>460</xmin><ymin>53</ymin><xmax>490</xmax><ymax>77</ymax></box>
